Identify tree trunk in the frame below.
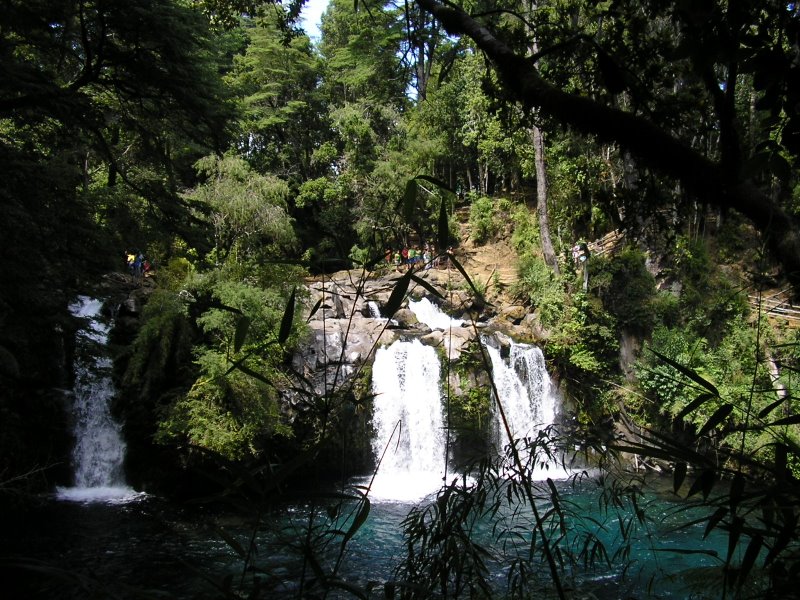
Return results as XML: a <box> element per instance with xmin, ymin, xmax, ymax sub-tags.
<box><xmin>83</xmin><ymin>152</ymin><xmax>90</xmax><ymax>193</ymax></box>
<box><xmin>415</xmin><ymin>35</ymin><xmax>428</xmax><ymax>101</ymax></box>
<box><xmin>526</xmin><ymin>2</ymin><xmax>558</xmax><ymax>275</ymax></box>
<box><xmin>415</xmin><ymin>0</ymin><xmax>800</xmax><ymax>290</ymax></box>
<box><xmin>107</xmin><ymin>126</ymin><xmax>119</xmax><ymax>187</ymax></box>
<box><xmin>532</xmin><ymin>125</ymin><xmax>559</xmax><ymax>275</ymax></box>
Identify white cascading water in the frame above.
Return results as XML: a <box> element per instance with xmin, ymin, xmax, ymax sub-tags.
<box><xmin>369</xmin><ymin>339</ymin><xmax>447</xmax><ymax>502</ymax></box>
<box><xmin>57</xmin><ymin>296</ymin><xmax>138</xmax><ymax>502</ymax></box>
<box><xmin>366</xmin><ymin>300</ymin><xmax>382</xmax><ymax>319</ymax></box>
<box><xmin>486</xmin><ymin>341</ymin><xmax>568</xmax><ymax>480</ymax></box>
<box><xmin>408</xmin><ymin>297</ymin><xmax>463</xmax><ymax>330</ymax></box>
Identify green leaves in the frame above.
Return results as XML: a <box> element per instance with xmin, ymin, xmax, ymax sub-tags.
<box><xmin>397</xmin><ymin>175</ymin><xmax>455</xmax><ymax>250</ymax></box>
<box><xmin>627</xmin><ymin>339</ymin><xmax>800</xmax><ymax>597</ymax></box>
<box><xmin>384</xmin><ymin>268</ymin><xmax>413</xmax><ymax>318</ymax></box>
<box><xmin>673</xmin><ymin>462</ymin><xmax>687</xmax><ymax>494</ymax></box>
<box><xmin>648</xmin><ymin>349</ymin><xmax>737</xmax><ymax>441</ymax></box>
<box><xmin>343</xmin><ymin>496</ymin><xmax>370</xmax><ymax>546</ymax></box>
<box><xmin>410</xmin><ymin>273</ymin><xmax>444</xmax><ymax>301</ymax></box>
<box><xmin>449</xmin><ymin>254</ymin><xmax>488</xmax><ymax>306</ymax></box>
<box><xmin>768</xmin><ymin>415</ymin><xmax>800</xmax><ymax>427</ymax></box>
<box><xmin>279</xmin><ymin>287</ymin><xmax>296</xmax><ymax>345</ymax></box>
<box><xmin>687</xmin><ymin>468</ymin><xmax>715</xmax><ymax>500</ymax></box>
<box><xmin>233</xmin><ymin>316</ymin><xmax>251</xmax><ymax>353</ymax></box>
<box><xmin>403</xmin><ymin>179</ymin><xmax>418</xmax><ymax>223</ymax></box>
<box><xmin>438</xmin><ymin>195</ymin><xmax>450</xmax><ymax>251</ymax></box>
<box><xmin>189</xmin><ymin>156</ymin><xmax>297</xmax><ymax>262</ymax></box>
<box><xmin>675</xmin><ymin>392</ymin><xmax>716</xmax><ymax>421</ymax></box>
<box><xmin>696</xmin><ymin>404</ymin><xmax>733</xmax><ymax>438</ymax></box>
<box><xmin>649</xmin><ymin>349</ymin><xmax>719</xmax><ymax>396</ymax></box>
<box><xmin>704</xmin><ymin>507</ymin><xmax>727</xmax><ymax>539</ymax></box>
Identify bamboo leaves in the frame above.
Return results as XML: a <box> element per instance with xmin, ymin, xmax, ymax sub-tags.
<box><xmin>384</xmin><ymin>268</ymin><xmax>413</xmax><ymax>318</ymax></box>
<box><xmin>233</xmin><ymin>315</ymin><xmax>250</xmax><ymax>353</ymax></box>
<box><xmin>673</xmin><ymin>462</ymin><xmax>687</xmax><ymax>494</ymax></box>
<box><xmin>696</xmin><ymin>404</ymin><xmax>734</xmax><ymax>438</ymax></box>
<box><xmin>649</xmin><ymin>349</ymin><xmax>720</xmax><ymax>396</ymax></box>
<box><xmin>223</xmin><ymin>286</ymin><xmax>298</xmax><ymax>382</ymax></box>
<box><xmin>628</xmin><ymin>346</ymin><xmax>800</xmax><ymax>597</ymax></box>
<box><xmin>438</xmin><ymin>194</ymin><xmax>450</xmax><ymax>251</ymax></box>
<box><xmin>278</xmin><ymin>286</ymin><xmax>296</xmax><ymax>345</ymax></box>
<box><xmin>651</xmin><ymin>350</ymin><xmax>732</xmax><ymax>439</ymax></box>
<box><xmin>397</xmin><ymin>174</ymin><xmax>455</xmax><ymax>251</ymax></box>
<box><xmin>676</xmin><ymin>393</ymin><xmax>717</xmax><ymax>421</ymax></box>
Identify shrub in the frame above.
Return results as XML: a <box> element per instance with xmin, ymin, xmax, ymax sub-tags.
<box><xmin>512</xmin><ymin>254</ymin><xmax>565</xmax><ymax>328</ymax></box>
<box><xmin>511</xmin><ymin>204</ymin><xmax>540</xmax><ymax>253</ymax></box>
<box><xmin>635</xmin><ymin>325</ymin><xmax>704</xmax><ymax>419</ymax></box>
<box><xmin>591</xmin><ymin>247</ymin><xmax>657</xmax><ymax>336</ymax></box>
<box><xmin>468</xmin><ymin>195</ymin><xmax>498</xmax><ymax>244</ymax></box>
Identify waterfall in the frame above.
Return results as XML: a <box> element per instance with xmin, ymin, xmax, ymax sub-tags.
<box><xmin>486</xmin><ymin>341</ymin><xmax>568</xmax><ymax>479</ymax></box>
<box><xmin>57</xmin><ymin>296</ymin><xmax>139</xmax><ymax>503</ymax></box>
<box><xmin>366</xmin><ymin>300</ymin><xmax>382</xmax><ymax>319</ymax></box>
<box><xmin>369</xmin><ymin>339</ymin><xmax>447</xmax><ymax>501</ymax></box>
<box><xmin>408</xmin><ymin>297</ymin><xmax>463</xmax><ymax>330</ymax></box>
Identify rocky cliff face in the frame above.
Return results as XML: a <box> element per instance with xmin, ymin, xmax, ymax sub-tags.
<box><xmin>287</xmin><ymin>263</ymin><xmax>564</xmax><ymax>475</ymax></box>
<box><xmin>293</xmin><ymin>265</ymin><xmax>546</xmax><ymax>402</ymax></box>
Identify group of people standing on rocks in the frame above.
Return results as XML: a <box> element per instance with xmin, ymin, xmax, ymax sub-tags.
<box><xmin>125</xmin><ymin>250</ymin><xmax>152</xmax><ymax>281</ymax></box>
<box><xmin>571</xmin><ymin>241</ymin><xmax>590</xmax><ymax>264</ymax></box>
<box><xmin>385</xmin><ymin>243</ymin><xmax>454</xmax><ymax>272</ymax></box>
<box><xmin>571</xmin><ymin>241</ymin><xmax>590</xmax><ymax>291</ymax></box>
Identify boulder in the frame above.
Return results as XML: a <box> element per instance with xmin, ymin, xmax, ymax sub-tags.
<box><xmin>499</xmin><ymin>304</ymin><xmax>528</xmax><ymax>324</ymax></box>
<box><xmin>440</xmin><ymin>326</ymin><xmax>475</xmax><ymax>361</ymax></box>
<box><xmin>295</xmin><ymin>318</ymin><xmax>397</xmax><ymax>371</ymax></box>
<box><xmin>420</xmin><ymin>330</ymin><xmax>444</xmax><ymax>348</ymax></box>
<box><xmin>392</xmin><ymin>308</ymin><xmax>419</xmax><ymax>329</ymax></box>
<box><xmin>296</xmin><ymin>266</ymin><xmax>548</xmax><ymax>389</ymax></box>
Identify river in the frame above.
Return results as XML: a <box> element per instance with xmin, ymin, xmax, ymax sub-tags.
<box><xmin>0</xmin><ymin>296</ymin><xmax>731</xmax><ymax>598</ymax></box>
<box><xmin>0</xmin><ymin>475</ymin><xmax>729</xmax><ymax>599</ymax></box>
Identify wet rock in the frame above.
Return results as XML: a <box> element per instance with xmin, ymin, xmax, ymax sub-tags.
<box><xmin>420</xmin><ymin>330</ymin><xmax>444</xmax><ymax>348</ymax></box>
<box><xmin>392</xmin><ymin>308</ymin><xmax>419</xmax><ymax>329</ymax></box>
<box><xmin>296</xmin><ymin>266</ymin><xmax>546</xmax><ymax>385</ymax></box>
<box><xmin>440</xmin><ymin>326</ymin><xmax>475</xmax><ymax>361</ymax></box>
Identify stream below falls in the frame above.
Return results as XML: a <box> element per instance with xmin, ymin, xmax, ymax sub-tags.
<box><xmin>0</xmin><ymin>475</ymin><xmax>732</xmax><ymax>600</ymax></box>
<box><xmin>0</xmin><ymin>296</ymin><xmax>735</xmax><ymax>598</ymax></box>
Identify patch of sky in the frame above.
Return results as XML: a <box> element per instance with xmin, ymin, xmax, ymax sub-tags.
<box><xmin>297</xmin><ymin>0</ymin><xmax>328</xmax><ymax>42</ymax></box>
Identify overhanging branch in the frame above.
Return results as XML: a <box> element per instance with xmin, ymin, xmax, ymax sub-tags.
<box><xmin>414</xmin><ymin>0</ymin><xmax>800</xmax><ymax>286</ymax></box>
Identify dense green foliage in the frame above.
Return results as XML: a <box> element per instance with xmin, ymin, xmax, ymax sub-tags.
<box><xmin>0</xmin><ymin>0</ymin><xmax>235</xmax><ymax>496</ymax></box>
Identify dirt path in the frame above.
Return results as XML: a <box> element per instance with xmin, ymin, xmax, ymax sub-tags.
<box><xmin>453</xmin><ymin>209</ymin><xmax>519</xmax><ymax>304</ymax></box>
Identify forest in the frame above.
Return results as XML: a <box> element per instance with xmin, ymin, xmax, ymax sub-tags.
<box><xmin>1</xmin><ymin>0</ymin><xmax>800</xmax><ymax>598</ymax></box>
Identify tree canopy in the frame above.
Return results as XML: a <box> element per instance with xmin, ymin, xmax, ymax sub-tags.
<box><xmin>3</xmin><ymin>2</ymin><xmax>800</xmax><ymax>596</ymax></box>
<box><xmin>413</xmin><ymin>0</ymin><xmax>800</xmax><ymax>285</ymax></box>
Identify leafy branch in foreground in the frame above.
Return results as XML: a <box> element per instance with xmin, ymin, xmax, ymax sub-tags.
<box><xmin>390</xmin><ymin>425</ymin><xmax>661</xmax><ymax>599</ymax></box>
<box><xmin>613</xmin><ymin>349</ymin><xmax>800</xmax><ymax>598</ymax></box>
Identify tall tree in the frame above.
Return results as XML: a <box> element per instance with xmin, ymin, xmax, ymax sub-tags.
<box><xmin>413</xmin><ymin>0</ymin><xmax>800</xmax><ymax>287</ymax></box>
<box><xmin>1</xmin><ymin>0</ymin><xmax>237</xmax><ymax>247</ymax></box>
<box><xmin>398</xmin><ymin>0</ymin><xmax>447</xmax><ymax>100</ymax></box>
<box><xmin>526</xmin><ymin>0</ymin><xmax>558</xmax><ymax>273</ymax></box>
<box><xmin>228</xmin><ymin>12</ymin><xmax>328</xmax><ymax>184</ymax></box>
<box><xmin>531</xmin><ymin>125</ymin><xmax>559</xmax><ymax>273</ymax></box>
<box><xmin>0</xmin><ymin>0</ymin><xmax>237</xmax><ymax>488</ymax></box>
<box><xmin>320</xmin><ymin>0</ymin><xmax>409</xmax><ymax>107</ymax></box>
